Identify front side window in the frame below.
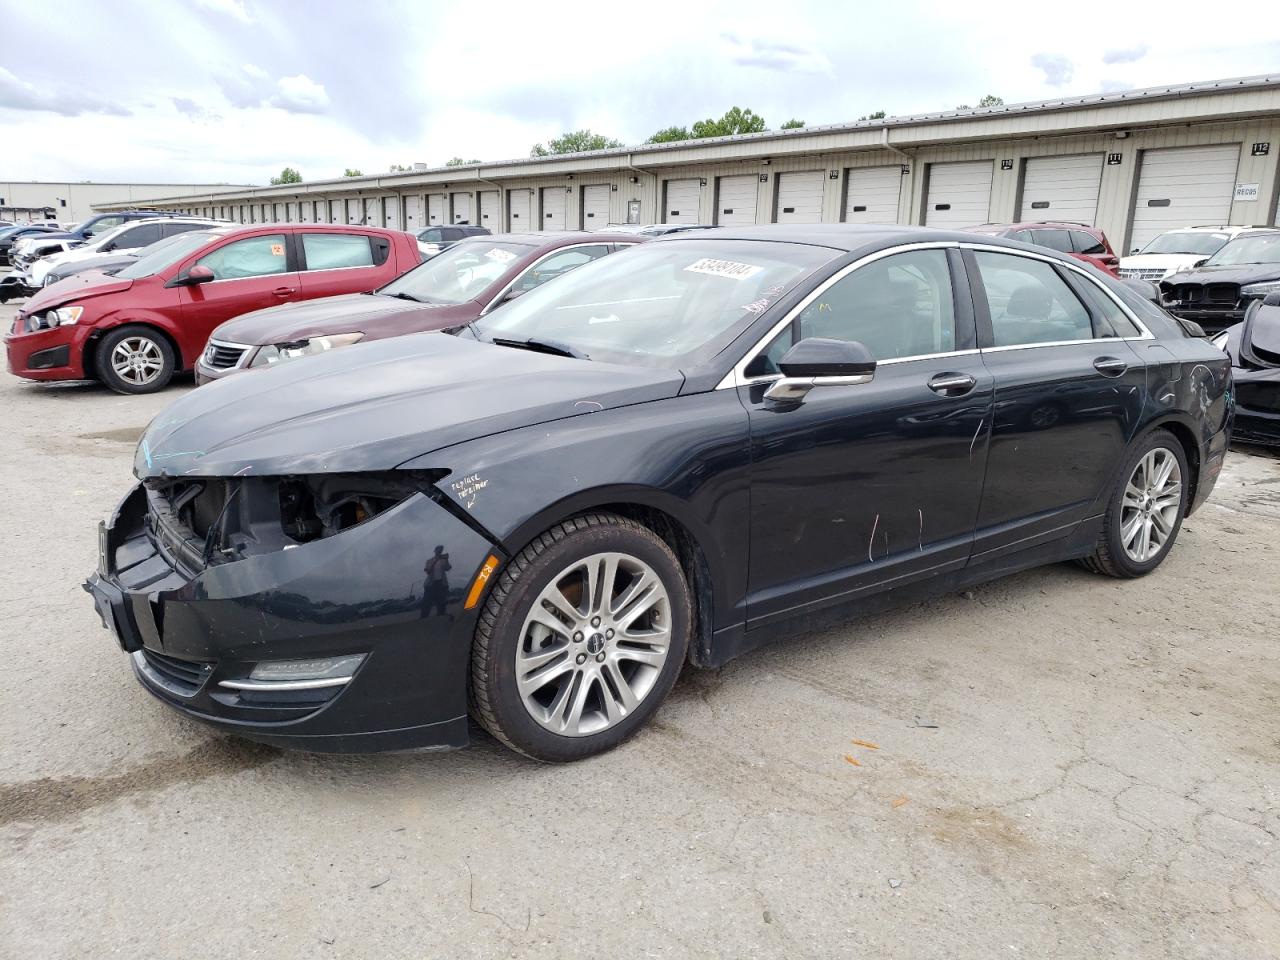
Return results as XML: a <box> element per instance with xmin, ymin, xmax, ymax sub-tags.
<box><xmin>509</xmin><ymin>245</ymin><xmax>611</xmax><ymax>294</ymax></box>
<box><xmin>974</xmin><ymin>251</ymin><xmax>1094</xmax><ymax>346</ymax></box>
<box><xmin>84</xmin><ymin>215</ymin><xmax>124</xmax><ymax>236</ymax></box>
<box><xmin>115</xmin><ymin>231</ymin><xmax>219</xmax><ymax>279</ymax></box>
<box><xmin>195</xmin><ymin>234</ymin><xmax>289</xmax><ymax>280</ymax></box>
<box><xmin>755</xmin><ymin>249</ymin><xmax>957</xmax><ymax>369</ymax></box>
<box><xmin>301</xmin><ymin>233</ymin><xmax>374</xmax><ymax>270</ymax></box>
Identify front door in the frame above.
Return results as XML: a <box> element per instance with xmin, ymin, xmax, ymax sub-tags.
<box><xmin>742</xmin><ymin>247</ymin><xmax>992</xmax><ymax>626</ymax></box>
<box><xmin>178</xmin><ymin>232</ymin><xmax>300</xmax><ymax>345</ymax></box>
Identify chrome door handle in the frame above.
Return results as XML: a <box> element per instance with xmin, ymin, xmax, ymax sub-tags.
<box><xmin>927</xmin><ymin>372</ymin><xmax>977</xmax><ymax>395</ymax></box>
<box><xmin>1093</xmin><ymin>356</ymin><xmax>1128</xmax><ymax>377</ymax></box>
<box><xmin>271</xmin><ymin>287</ymin><xmax>293</xmax><ymax>297</ymax></box>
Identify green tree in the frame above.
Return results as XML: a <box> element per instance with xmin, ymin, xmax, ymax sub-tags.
<box><xmin>530</xmin><ymin>130</ymin><xmax>624</xmax><ymax>156</ymax></box>
<box><xmin>977</xmin><ymin>94</ymin><xmax>1004</xmax><ymax>107</ymax></box>
<box><xmin>646</xmin><ymin>125</ymin><xmax>692</xmax><ymax>144</ymax></box>
<box><xmin>269</xmin><ymin>166</ymin><xmax>302</xmax><ymax>185</ymax></box>
<box><xmin>691</xmin><ymin>106</ymin><xmax>767</xmax><ymax>138</ymax></box>
<box><xmin>859</xmin><ymin>110</ymin><xmax>887</xmax><ymax>121</ymax></box>
<box><xmin>445</xmin><ymin>157</ymin><xmax>465</xmax><ymax>166</ymax></box>
<box><xmin>388</xmin><ymin>163</ymin><xmax>410</xmax><ymax>172</ymax></box>
<box><xmin>342</xmin><ymin>168</ymin><xmax>363</xmax><ymax>177</ymax></box>
<box><xmin>780</xmin><ymin>118</ymin><xmax>805</xmax><ymax>129</ymax></box>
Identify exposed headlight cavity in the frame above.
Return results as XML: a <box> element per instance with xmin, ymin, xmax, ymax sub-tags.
<box><xmin>249</xmin><ymin>332</ymin><xmax>364</xmax><ymax>367</ymax></box>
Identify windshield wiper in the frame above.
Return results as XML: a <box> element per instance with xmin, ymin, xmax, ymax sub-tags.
<box><xmin>491</xmin><ymin>336</ymin><xmax>588</xmax><ymax>360</ymax></box>
<box><xmin>386</xmin><ymin>291</ymin><xmax>424</xmax><ymax>303</ymax></box>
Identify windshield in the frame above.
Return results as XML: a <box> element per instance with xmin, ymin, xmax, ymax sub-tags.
<box><xmin>115</xmin><ymin>231</ymin><xmax>217</xmax><ymax>280</ymax></box>
<box><xmin>83</xmin><ymin>215</ymin><xmax>125</xmax><ymax>236</ymax></box>
<box><xmin>1206</xmin><ymin>233</ymin><xmax>1280</xmax><ymax>266</ymax></box>
<box><xmin>1139</xmin><ymin>232</ymin><xmax>1230</xmax><ymax>256</ymax></box>
<box><xmin>380</xmin><ymin>239</ymin><xmax>531</xmax><ymax>304</ymax></box>
<box><xmin>472</xmin><ymin>239</ymin><xmax>836</xmax><ymax>368</ymax></box>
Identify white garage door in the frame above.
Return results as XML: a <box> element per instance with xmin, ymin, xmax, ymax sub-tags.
<box><xmin>664</xmin><ymin>179</ymin><xmax>700</xmax><ymax>223</ymax></box>
<box><xmin>1130</xmin><ymin>144</ymin><xmax>1241</xmax><ymax>251</ymax></box>
<box><xmin>716</xmin><ymin>175</ymin><xmax>757</xmax><ymax>226</ymax></box>
<box><xmin>344</xmin><ymin>198</ymin><xmax>360</xmax><ymax>224</ymax></box>
<box><xmin>775</xmin><ymin>171</ymin><xmax>825</xmax><ymax>223</ymax></box>
<box><xmin>318</xmin><ymin>200</ymin><xmax>332</xmax><ymax>223</ymax></box>
<box><xmin>1019</xmin><ymin>154</ymin><xmax>1104</xmax><ymax>224</ymax></box>
<box><xmin>843</xmin><ymin>166</ymin><xmax>902</xmax><ymax>224</ymax></box>
<box><xmin>284</xmin><ymin>202</ymin><xmax>297</xmax><ymax>222</ymax></box>
<box><xmin>298</xmin><ymin>202</ymin><xmax>311</xmax><ymax>223</ymax></box>
<box><xmin>451</xmin><ymin>192</ymin><xmax>472</xmax><ymax>224</ymax></box>
<box><xmin>363</xmin><ymin>197</ymin><xmax>380</xmax><ymax>224</ymax></box>
<box><xmin>404</xmin><ymin>195</ymin><xmax>422</xmax><ymax>231</ymax></box>
<box><xmin>478</xmin><ymin>191</ymin><xmax>499</xmax><ymax>230</ymax></box>
<box><xmin>272</xmin><ymin>202</ymin><xmax>284</xmax><ymax>222</ymax></box>
<box><xmin>925</xmin><ymin>161</ymin><xmax>994</xmax><ymax>229</ymax></box>
<box><xmin>508</xmin><ymin>189</ymin><xmax>532</xmax><ymax>232</ymax></box>
<box><xmin>427</xmin><ymin>195</ymin><xmax>445</xmax><ymax>226</ymax></box>
<box><xmin>581</xmin><ymin>184</ymin><xmax>610</xmax><ymax>230</ymax></box>
<box><xmin>382</xmin><ymin>196</ymin><xmax>401</xmax><ymax>229</ymax></box>
<box><xmin>542</xmin><ymin>187</ymin><xmax>567</xmax><ymax>230</ymax></box>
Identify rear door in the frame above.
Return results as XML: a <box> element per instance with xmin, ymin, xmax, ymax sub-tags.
<box><xmin>177</xmin><ymin>232</ymin><xmax>300</xmax><ymax>347</ymax></box>
<box><xmin>963</xmin><ymin>247</ymin><xmax>1147</xmax><ymax>560</ymax></box>
<box><xmin>296</xmin><ymin>230</ymin><xmax>389</xmax><ymax>298</ymax></box>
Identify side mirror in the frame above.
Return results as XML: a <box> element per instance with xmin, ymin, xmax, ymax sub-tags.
<box><xmin>100</xmin><ymin>241</ymin><xmax>116</xmax><ymax>252</ymax></box>
<box><xmin>1193</xmin><ymin>258</ymin><xmax>1209</xmax><ymax>268</ymax></box>
<box><xmin>1129</xmin><ymin>248</ymin><xmax>1140</xmax><ymax>255</ymax></box>
<box><xmin>178</xmin><ymin>265</ymin><xmax>215</xmax><ymax>286</ymax></box>
<box><xmin>764</xmin><ymin>337</ymin><xmax>877</xmax><ymax>402</ymax></box>
<box><xmin>501</xmin><ymin>287</ymin><xmax>529</xmax><ymax>304</ymax></box>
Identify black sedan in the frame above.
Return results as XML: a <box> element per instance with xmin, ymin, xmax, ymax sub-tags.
<box><xmin>86</xmin><ymin>225</ymin><xmax>1231</xmax><ymax>761</ymax></box>
<box><xmin>1215</xmin><ymin>291</ymin><xmax>1280</xmax><ymax>445</ymax></box>
<box><xmin>1159</xmin><ymin>230</ymin><xmax>1280</xmax><ymax>332</ymax></box>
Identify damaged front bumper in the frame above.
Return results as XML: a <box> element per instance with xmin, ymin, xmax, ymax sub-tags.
<box><xmin>1232</xmin><ymin>367</ymin><xmax>1280</xmax><ymax>445</ymax></box>
<box><xmin>85</xmin><ymin>481</ymin><xmax>497</xmax><ymax>752</ymax></box>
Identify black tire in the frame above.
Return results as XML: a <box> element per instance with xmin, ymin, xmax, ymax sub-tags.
<box><xmin>96</xmin><ymin>325</ymin><xmax>176</xmax><ymax>395</ymax></box>
<box><xmin>470</xmin><ymin>512</ymin><xmax>691</xmax><ymax>762</ymax></box>
<box><xmin>1080</xmin><ymin>428</ymin><xmax>1189</xmax><ymax>578</ymax></box>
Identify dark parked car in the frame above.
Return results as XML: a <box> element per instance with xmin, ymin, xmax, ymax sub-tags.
<box><xmin>6</xmin><ymin>224</ymin><xmax>420</xmax><ymax>394</ymax></box>
<box><xmin>964</xmin><ymin>222</ymin><xmax>1120</xmax><ymax>276</ymax></box>
<box><xmin>86</xmin><ymin>224</ymin><xmax>1230</xmax><ymax>761</ymax></box>
<box><xmin>194</xmin><ymin>231</ymin><xmax>641</xmax><ymax>382</ymax></box>
<box><xmin>416</xmin><ymin>224</ymin><xmax>490</xmax><ymax>258</ymax></box>
<box><xmin>32</xmin><ymin>209</ymin><xmax>201</xmax><ymax>245</ymax></box>
<box><xmin>1159</xmin><ymin>231</ymin><xmax>1280</xmax><ymax>333</ymax></box>
<box><xmin>1213</xmin><ymin>291</ymin><xmax>1280</xmax><ymax>445</ymax></box>
<box><xmin>0</xmin><ymin>224</ymin><xmax>63</xmax><ymax>265</ymax></box>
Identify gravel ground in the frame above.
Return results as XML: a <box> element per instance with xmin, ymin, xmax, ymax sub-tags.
<box><xmin>2</xmin><ymin>302</ymin><xmax>1278</xmax><ymax>959</ymax></box>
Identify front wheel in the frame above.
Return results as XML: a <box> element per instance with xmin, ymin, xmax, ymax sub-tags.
<box><xmin>470</xmin><ymin>513</ymin><xmax>691</xmax><ymax>762</ymax></box>
<box><xmin>1081</xmin><ymin>429</ymin><xmax>1189</xmax><ymax>578</ymax></box>
<box><xmin>97</xmin><ymin>326</ymin><xmax>175</xmax><ymax>395</ymax></box>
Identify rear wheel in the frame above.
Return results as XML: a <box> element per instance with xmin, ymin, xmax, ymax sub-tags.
<box><xmin>97</xmin><ymin>326</ymin><xmax>175</xmax><ymax>394</ymax></box>
<box><xmin>470</xmin><ymin>513</ymin><xmax>691</xmax><ymax>762</ymax></box>
<box><xmin>1081</xmin><ymin>429</ymin><xmax>1188</xmax><ymax>578</ymax></box>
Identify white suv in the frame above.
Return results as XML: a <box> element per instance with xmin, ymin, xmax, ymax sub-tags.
<box><xmin>31</xmin><ymin>217</ymin><xmax>222</xmax><ymax>287</ymax></box>
<box><xmin>1119</xmin><ymin>226</ymin><xmax>1273</xmax><ymax>281</ymax></box>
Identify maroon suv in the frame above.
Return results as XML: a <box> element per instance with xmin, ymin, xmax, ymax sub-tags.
<box><xmin>7</xmin><ymin>223</ymin><xmax>420</xmax><ymax>393</ymax></box>
<box><xmin>195</xmin><ymin>231</ymin><xmax>642</xmax><ymax>382</ymax></box>
<box><xmin>964</xmin><ymin>222</ymin><xmax>1120</xmax><ymax>276</ymax></box>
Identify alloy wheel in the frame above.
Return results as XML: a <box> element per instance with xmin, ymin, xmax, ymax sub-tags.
<box><xmin>110</xmin><ymin>336</ymin><xmax>165</xmax><ymax>386</ymax></box>
<box><xmin>1120</xmin><ymin>447</ymin><xmax>1182</xmax><ymax>563</ymax></box>
<box><xmin>515</xmin><ymin>551</ymin><xmax>672</xmax><ymax>737</ymax></box>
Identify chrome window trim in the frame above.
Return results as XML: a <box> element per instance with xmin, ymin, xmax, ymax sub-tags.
<box><xmin>478</xmin><ymin>241</ymin><xmax>633</xmax><ymax>316</ymax></box>
<box><xmin>716</xmin><ymin>240</ymin><xmax>1156</xmax><ymax>390</ymax></box>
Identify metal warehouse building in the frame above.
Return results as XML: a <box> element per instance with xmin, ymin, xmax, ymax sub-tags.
<box><xmin>100</xmin><ymin>74</ymin><xmax>1280</xmax><ymax>254</ymax></box>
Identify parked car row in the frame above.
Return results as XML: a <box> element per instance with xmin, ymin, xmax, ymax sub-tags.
<box><xmin>81</xmin><ymin>223</ymin><xmax>1231</xmax><ymax>760</ymax></box>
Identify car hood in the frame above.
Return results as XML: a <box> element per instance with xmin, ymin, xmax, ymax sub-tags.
<box><xmin>22</xmin><ymin>270</ymin><xmax>133</xmax><ymax>311</ymax></box>
<box><xmin>136</xmin><ymin>332</ymin><xmax>685</xmax><ymax>477</ymax></box>
<box><xmin>211</xmin><ymin>293</ymin><xmax>478</xmax><ymax>345</ymax></box>
<box><xmin>1120</xmin><ymin>254</ymin><xmax>1203</xmax><ymax>272</ymax></box>
<box><xmin>1163</xmin><ymin>264</ymin><xmax>1280</xmax><ymax>285</ymax></box>
<box><xmin>50</xmin><ymin>254</ymin><xmax>136</xmax><ymax>277</ymax></box>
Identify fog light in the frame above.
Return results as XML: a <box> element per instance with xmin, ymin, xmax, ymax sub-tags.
<box><xmin>219</xmin><ymin>654</ymin><xmax>366</xmax><ymax>691</ymax></box>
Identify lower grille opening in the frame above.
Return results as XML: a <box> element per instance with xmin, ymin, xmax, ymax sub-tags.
<box><xmin>139</xmin><ymin>648</ymin><xmax>213</xmax><ymax>697</ymax></box>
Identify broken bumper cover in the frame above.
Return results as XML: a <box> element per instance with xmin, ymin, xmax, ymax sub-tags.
<box><xmin>1232</xmin><ymin>368</ymin><xmax>1280</xmax><ymax>445</ymax></box>
<box><xmin>85</xmin><ymin>482</ymin><xmax>497</xmax><ymax>752</ymax></box>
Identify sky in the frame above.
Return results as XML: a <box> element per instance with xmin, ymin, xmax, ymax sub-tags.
<box><xmin>2</xmin><ymin>0</ymin><xmax>1279</xmax><ymax>186</ymax></box>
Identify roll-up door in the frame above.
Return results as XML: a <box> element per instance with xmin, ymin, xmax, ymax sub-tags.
<box><xmin>451</xmin><ymin>192</ymin><xmax>472</xmax><ymax>224</ymax></box>
<box><xmin>774</xmin><ymin>171</ymin><xmax>824</xmax><ymax>223</ymax></box>
<box><xmin>843</xmin><ymin>166</ymin><xmax>902</xmax><ymax>224</ymax></box>
<box><xmin>298</xmin><ymin>202</ymin><xmax>311</xmax><ymax>223</ymax></box>
<box><xmin>478</xmin><ymin>191</ymin><xmax>499</xmax><ymax>230</ymax></box>
<box><xmin>715</xmin><ymin>175</ymin><xmax>757</xmax><ymax>226</ymax></box>
<box><xmin>362</xmin><ymin>197</ymin><xmax>379</xmax><ymax>225</ymax></box>
<box><xmin>581</xmin><ymin>184</ymin><xmax>610</xmax><ymax>230</ymax></box>
<box><xmin>1129</xmin><ymin>144</ymin><xmax>1240</xmax><ymax>251</ymax></box>
<box><xmin>345</xmin><ymin>198</ymin><xmax>361</xmax><ymax>224</ymax></box>
<box><xmin>427</xmin><ymin>194</ymin><xmax>445</xmax><ymax>226</ymax></box>
<box><xmin>509</xmin><ymin>189</ymin><xmax>532</xmax><ymax>232</ymax></box>
<box><xmin>925</xmin><ymin>161</ymin><xmax>993</xmax><ymax>228</ymax></box>
<box><xmin>272</xmin><ymin>202</ymin><xmax>284</xmax><ymax>222</ymax></box>
<box><xmin>541</xmin><ymin>187</ymin><xmax>567</xmax><ymax>230</ymax></box>
<box><xmin>1018</xmin><ymin>154</ymin><xmax>1104</xmax><ymax>224</ymax></box>
<box><xmin>404</xmin><ymin>195</ymin><xmax>422</xmax><ymax>231</ymax></box>
<box><xmin>286</xmin><ymin>202</ymin><xmax>297</xmax><ymax>222</ymax></box>
<box><xmin>315</xmin><ymin>200</ymin><xmax>329</xmax><ymax>223</ymax></box>
<box><xmin>663</xmin><ymin>179</ymin><xmax>700</xmax><ymax>223</ymax></box>
<box><xmin>382</xmin><ymin>196</ymin><xmax>401</xmax><ymax>229</ymax></box>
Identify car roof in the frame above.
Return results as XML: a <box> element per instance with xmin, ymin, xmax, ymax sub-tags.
<box><xmin>459</xmin><ymin>230</ymin><xmax>648</xmax><ymax>247</ymax></box>
<box><xmin>971</xmin><ymin>221</ymin><xmax>1101</xmax><ymax>232</ymax></box>
<box><xmin>644</xmin><ymin>223</ymin><xmax>1031</xmax><ymax>252</ymax></box>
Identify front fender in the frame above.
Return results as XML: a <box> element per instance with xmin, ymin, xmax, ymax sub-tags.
<box><xmin>400</xmin><ymin>390</ymin><xmax>753</xmax><ymax>632</ymax></box>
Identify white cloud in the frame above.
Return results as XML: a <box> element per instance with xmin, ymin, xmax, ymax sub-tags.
<box><xmin>242</xmin><ymin>63</ymin><xmax>269</xmax><ymax>80</ymax></box>
<box><xmin>1031</xmin><ymin>53</ymin><xmax>1074</xmax><ymax>87</ymax></box>
<box><xmin>720</xmin><ymin>32</ymin><xmax>833</xmax><ymax>76</ymax></box>
<box><xmin>270</xmin><ymin>74</ymin><xmax>329</xmax><ymax>114</ymax></box>
<box><xmin>0</xmin><ymin>65</ymin><xmax>130</xmax><ymax>116</ymax></box>
<box><xmin>196</xmin><ymin>0</ymin><xmax>252</xmax><ymax>23</ymax></box>
<box><xmin>1103</xmin><ymin>44</ymin><xmax>1149</xmax><ymax>65</ymax></box>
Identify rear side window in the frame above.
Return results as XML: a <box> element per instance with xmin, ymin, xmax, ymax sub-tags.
<box><xmin>1030</xmin><ymin>229</ymin><xmax>1073</xmax><ymax>253</ymax></box>
<box><xmin>301</xmin><ymin>233</ymin><xmax>374</xmax><ymax>270</ymax></box>
<box><xmin>195</xmin><ymin>234</ymin><xmax>289</xmax><ymax>280</ymax></box>
<box><xmin>1072</xmin><ymin>276</ymin><xmax>1144</xmax><ymax>337</ymax></box>
<box><xmin>1071</xmin><ymin>230</ymin><xmax>1107</xmax><ymax>255</ymax></box>
<box><xmin>162</xmin><ymin>221</ymin><xmax>207</xmax><ymax>238</ymax></box>
<box><xmin>117</xmin><ymin>224</ymin><xmax>162</xmax><ymax>248</ymax></box>
<box><xmin>974</xmin><ymin>251</ymin><xmax>1094</xmax><ymax>346</ymax></box>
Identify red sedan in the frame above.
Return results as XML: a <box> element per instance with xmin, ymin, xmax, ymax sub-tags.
<box><xmin>5</xmin><ymin>223</ymin><xmax>420</xmax><ymax>393</ymax></box>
